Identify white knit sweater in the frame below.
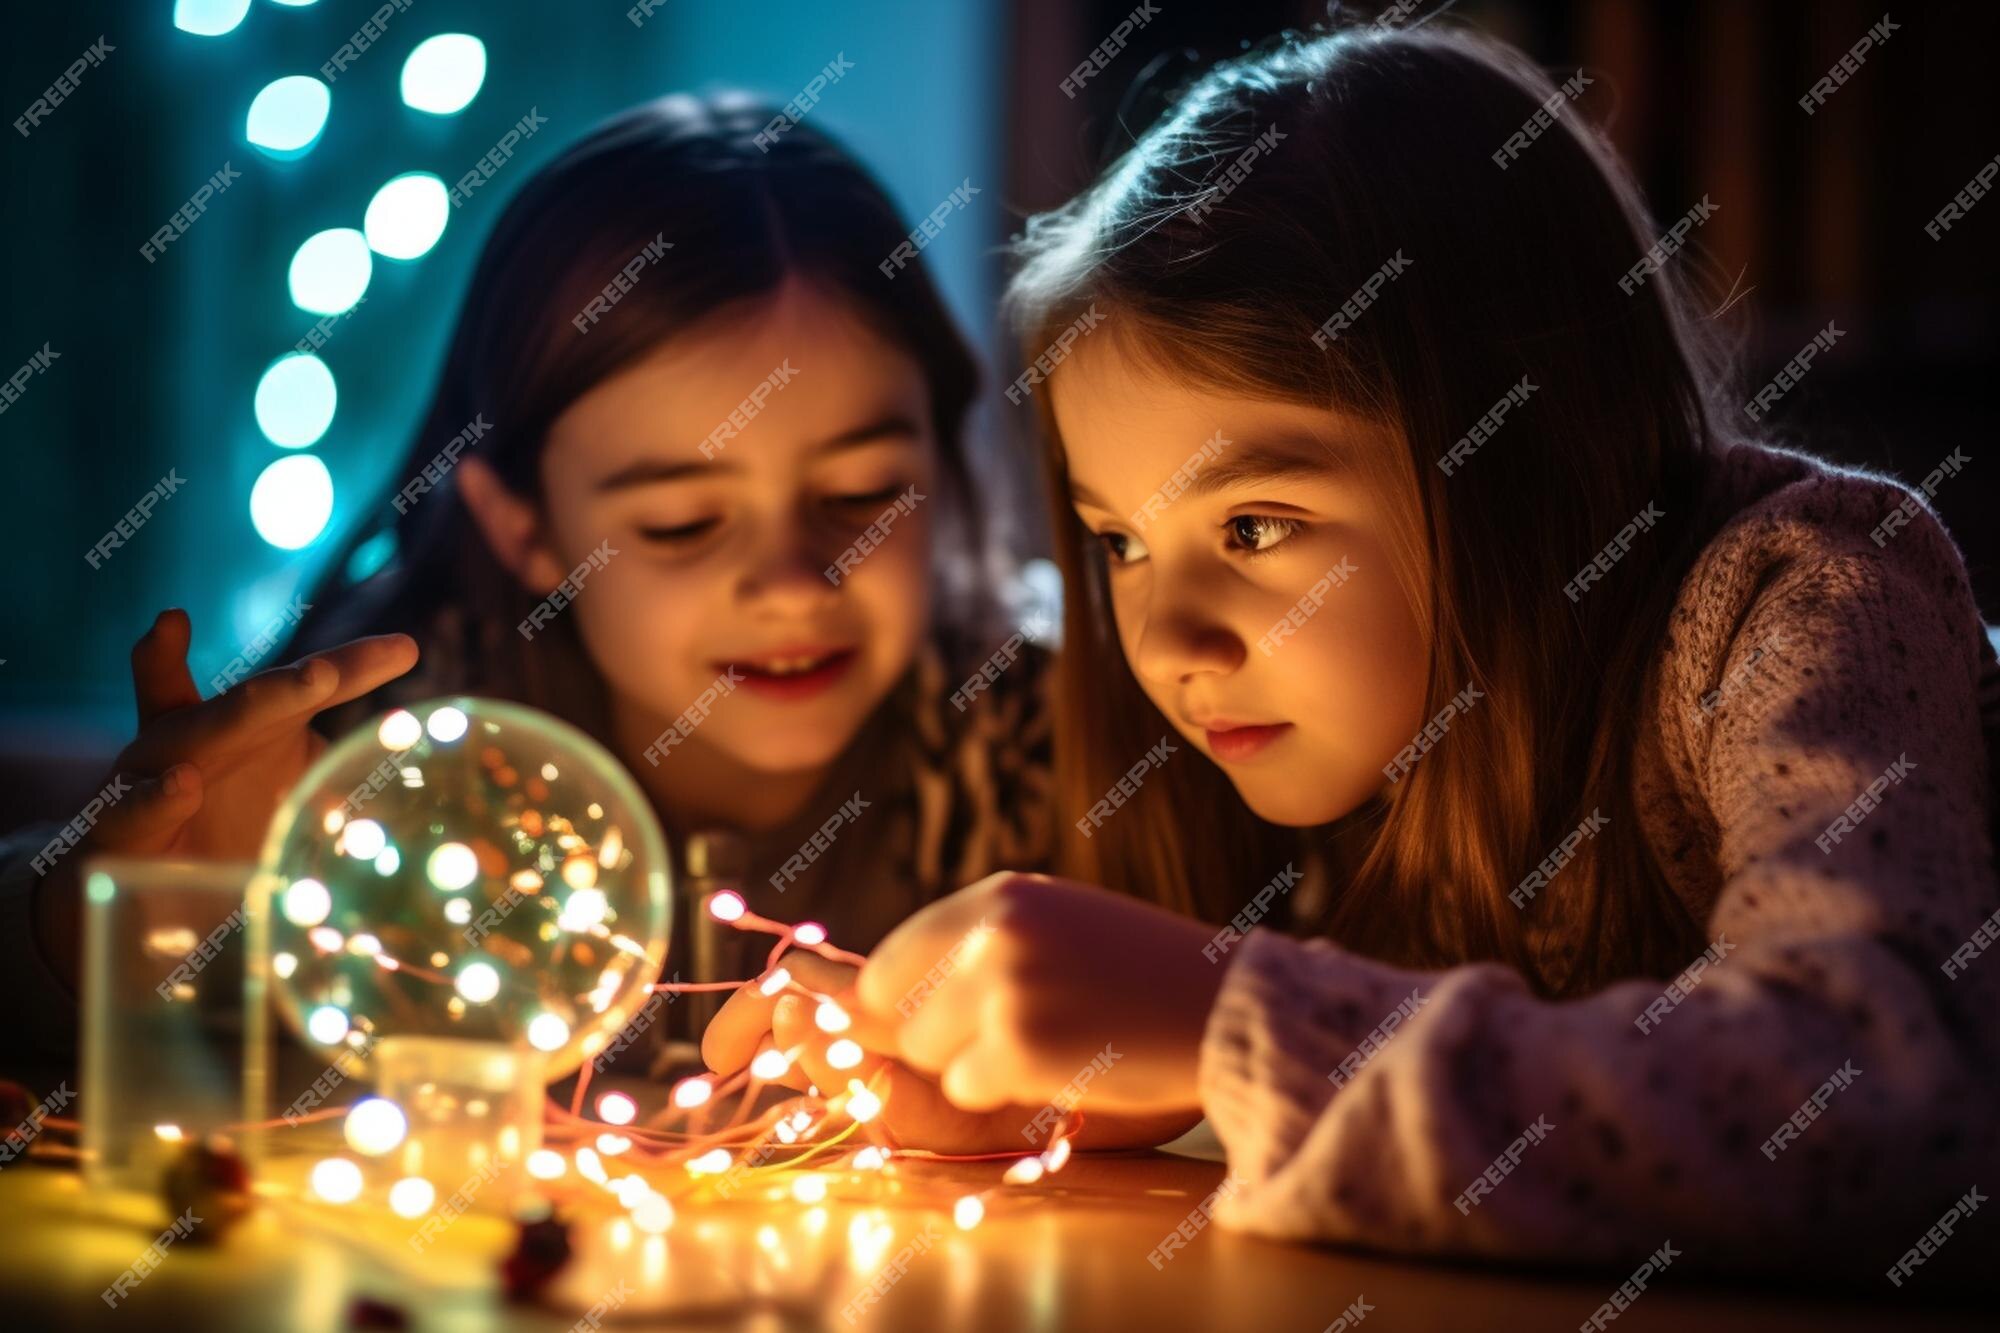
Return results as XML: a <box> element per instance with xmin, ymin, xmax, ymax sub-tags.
<box><xmin>1197</xmin><ymin>440</ymin><xmax>2000</xmax><ymax>1279</ymax></box>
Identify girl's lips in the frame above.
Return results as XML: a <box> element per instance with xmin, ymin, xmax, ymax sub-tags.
<box><xmin>1202</xmin><ymin>721</ymin><xmax>1294</xmax><ymax>762</ymax></box>
<box><xmin>719</xmin><ymin>647</ymin><xmax>858</xmax><ymax>702</ymax></box>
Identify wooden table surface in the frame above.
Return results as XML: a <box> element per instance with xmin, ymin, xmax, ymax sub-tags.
<box><xmin>2</xmin><ymin>1135</ymin><xmax>1986</xmax><ymax>1333</ymax></box>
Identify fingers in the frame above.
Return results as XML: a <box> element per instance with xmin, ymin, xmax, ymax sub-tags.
<box><xmin>177</xmin><ymin>657</ymin><xmax>340</xmax><ymax>757</ymax></box>
<box><xmin>701</xmin><ymin>952</ymin><xmax>856</xmax><ymax>1076</ymax></box>
<box><xmin>940</xmin><ymin>1019</ymin><xmax>1025</xmax><ymax>1113</ymax></box>
<box><xmin>893</xmin><ymin>965</ymin><xmax>981</xmax><ymax>1077</ymax></box>
<box><xmin>855</xmin><ymin>892</ymin><xmax>997</xmax><ymax>1022</ymax></box>
<box><xmin>131</xmin><ymin>610</ymin><xmax>202</xmax><ymax>725</ymax></box>
<box><xmin>746</xmin><ymin>1033</ymin><xmax>812</xmax><ymax>1095</ymax></box>
<box><xmin>773</xmin><ymin>993</ymin><xmax>880</xmax><ymax>1098</ymax></box>
<box><xmin>288</xmin><ymin>633</ymin><xmax>420</xmax><ymax>712</ymax></box>
<box><xmin>843</xmin><ymin>1003</ymin><xmax>901</xmax><ymax>1057</ymax></box>
<box><xmin>160</xmin><ymin>630</ymin><xmax>411</xmax><ymax>763</ymax></box>
<box><xmin>84</xmin><ymin>764</ymin><xmax>203</xmax><ymax>856</ymax></box>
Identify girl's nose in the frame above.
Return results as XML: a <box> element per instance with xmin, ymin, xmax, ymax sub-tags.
<box><xmin>1129</xmin><ymin>586</ymin><xmax>1246</xmax><ymax>686</ymax></box>
<box><xmin>738</xmin><ymin>529</ymin><xmax>841</xmax><ymax>614</ymax></box>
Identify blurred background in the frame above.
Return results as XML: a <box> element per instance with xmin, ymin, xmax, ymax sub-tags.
<box><xmin>3</xmin><ymin>0</ymin><xmax>1995</xmax><ymax>818</ymax></box>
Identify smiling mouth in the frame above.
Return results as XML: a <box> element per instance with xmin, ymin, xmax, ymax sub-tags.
<box><xmin>718</xmin><ymin>647</ymin><xmax>859</xmax><ymax>698</ymax></box>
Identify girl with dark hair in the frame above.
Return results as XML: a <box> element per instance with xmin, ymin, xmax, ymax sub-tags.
<box><xmin>1</xmin><ymin>94</ymin><xmax>1057</xmax><ymax>1087</ymax></box>
<box><xmin>761</xmin><ymin>25</ymin><xmax>1998</xmax><ymax>1273</ymax></box>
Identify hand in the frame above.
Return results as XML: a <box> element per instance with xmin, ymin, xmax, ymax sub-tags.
<box><xmin>90</xmin><ymin>608</ymin><xmax>419</xmax><ymax>862</ymax></box>
<box><xmin>701</xmin><ymin>952</ymin><xmax>1045</xmax><ymax>1153</ymax></box>
<box><xmin>33</xmin><ymin>610</ymin><xmax>418</xmax><ymax>989</ymax></box>
<box><xmin>852</xmin><ymin>872</ymin><xmax>1229</xmax><ymax>1117</ymax></box>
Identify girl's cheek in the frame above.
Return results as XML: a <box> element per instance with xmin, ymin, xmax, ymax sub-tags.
<box><xmin>574</xmin><ymin>562</ymin><xmax>705</xmax><ymax>675</ymax></box>
<box><xmin>859</xmin><ymin>518</ymin><xmax>936</xmax><ymax>646</ymax></box>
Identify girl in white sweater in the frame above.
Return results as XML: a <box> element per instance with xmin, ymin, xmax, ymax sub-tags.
<box><xmin>711</xmin><ymin>23</ymin><xmax>2000</xmax><ymax>1279</ymax></box>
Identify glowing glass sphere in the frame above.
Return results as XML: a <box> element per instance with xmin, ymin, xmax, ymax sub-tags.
<box><xmin>258</xmin><ymin>697</ymin><xmax>672</xmax><ymax>1079</ymax></box>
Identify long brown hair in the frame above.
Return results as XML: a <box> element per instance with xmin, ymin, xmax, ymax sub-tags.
<box><xmin>1006</xmin><ymin>24</ymin><xmax>1733</xmax><ymax>994</ymax></box>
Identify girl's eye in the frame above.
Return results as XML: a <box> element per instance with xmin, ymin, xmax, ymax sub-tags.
<box><xmin>1095</xmin><ymin>529</ymin><xmax>1148</xmax><ymax>565</ymax></box>
<box><xmin>637</xmin><ymin>517</ymin><xmax>720</xmax><ymax>543</ymax></box>
<box><xmin>829</xmin><ymin>484</ymin><xmax>907</xmax><ymax>508</ymax></box>
<box><xmin>1226</xmin><ymin>514</ymin><xmax>1301</xmax><ymax>556</ymax></box>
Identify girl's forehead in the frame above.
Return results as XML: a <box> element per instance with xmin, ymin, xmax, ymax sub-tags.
<box><xmin>548</xmin><ymin>288</ymin><xmax>931</xmax><ymax>457</ymax></box>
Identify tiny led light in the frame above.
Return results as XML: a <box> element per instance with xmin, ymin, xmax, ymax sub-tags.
<box><xmin>853</xmin><ymin>1146</ymin><xmax>888</xmax><ymax>1171</ymax></box>
<box><xmin>632</xmin><ymin>1194</ymin><xmax>674</xmax><ymax>1234</ymax></box>
<box><xmin>758</xmin><ymin>967</ymin><xmax>792</xmax><ymax>997</ymax></box>
<box><xmin>427</xmin><ymin>842</ymin><xmax>479</xmax><ymax>891</ymax></box>
<box><xmin>574</xmin><ymin>1147</ymin><xmax>609</xmax><ymax>1184</ymax></box>
<box><xmin>443</xmin><ymin>897</ymin><xmax>472</xmax><ymax>925</ymax></box>
<box><xmin>815</xmin><ymin>1000</ymin><xmax>852</xmax><ymax>1034</ymax></box>
<box><xmin>154</xmin><ymin>1123</ymin><xmax>184</xmax><ymax>1143</ymax></box>
<box><xmin>341</xmin><ymin>818</ymin><xmax>386</xmax><ymax>860</ymax></box>
<box><xmin>310</xmin><ymin>1157</ymin><xmax>364</xmax><ymax>1204</ymax></box>
<box><xmin>425</xmin><ymin>705</ymin><xmax>469</xmax><ymax>743</ymax></box>
<box><xmin>526</xmin><ymin>1149</ymin><xmax>566</xmax><ymax>1180</ymax></box>
<box><xmin>672</xmin><ymin>1077</ymin><xmax>713</xmax><ymax>1110</ymax></box>
<box><xmin>794</xmin><ymin>921</ymin><xmax>827</xmax><ymax>946</ymax></box>
<box><xmin>596</xmin><ymin>1133</ymin><xmax>632</xmax><ymax>1156</ymax></box>
<box><xmin>1043</xmin><ymin>1137</ymin><xmax>1073</xmax><ymax>1172</ymax></box>
<box><xmin>707</xmin><ymin>890</ymin><xmax>746</xmax><ymax>923</ymax></box>
<box><xmin>455</xmin><ymin>960</ymin><xmax>501</xmax><ymax>1003</ymax></box>
<box><xmin>826</xmin><ymin>1039</ymin><xmax>863</xmax><ymax>1069</ymax></box>
<box><xmin>272</xmin><ymin>951</ymin><xmax>298</xmax><ymax>980</ymax></box>
<box><xmin>388</xmin><ymin>1176</ymin><xmax>435</xmax><ymax>1218</ymax></box>
<box><xmin>345</xmin><ymin>1098</ymin><xmax>408</xmax><ymax>1155</ymax></box>
<box><xmin>377</xmin><ymin>709</ymin><xmax>422</xmax><ymax>750</ymax></box>
<box><xmin>791</xmin><ymin>1174</ymin><xmax>828</xmax><ymax>1203</ymax></box>
<box><xmin>560</xmin><ymin>887</ymin><xmax>608</xmax><ymax>929</ymax></box>
<box><xmin>526</xmin><ymin>1012</ymin><xmax>570</xmax><ymax>1051</ymax></box>
<box><xmin>596</xmin><ymin>1092</ymin><xmax>637</xmax><ymax>1125</ymax></box>
<box><xmin>560</xmin><ymin>854</ymin><xmax>598</xmax><ymax>891</ymax></box>
<box><xmin>844</xmin><ymin>1080</ymin><xmax>881</xmax><ymax>1123</ymax></box>
<box><xmin>282</xmin><ymin>877</ymin><xmax>330</xmax><ymax>927</ymax></box>
<box><xmin>687</xmin><ymin>1148</ymin><xmax>733</xmax><ymax>1175</ymax></box>
<box><xmin>750</xmin><ymin>1049</ymin><xmax>791</xmax><ymax>1081</ymax></box>
<box><xmin>306</xmin><ymin>1004</ymin><xmax>350</xmax><ymax>1045</ymax></box>
<box><xmin>954</xmin><ymin>1195</ymin><xmax>985</xmax><ymax>1230</ymax></box>
<box><xmin>1003</xmin><ymin>1157</ymin><xmax>1045</xmax><ymax>1185</ymax></box>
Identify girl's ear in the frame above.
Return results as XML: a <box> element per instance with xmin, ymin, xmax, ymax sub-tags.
<box><xmin>456</xmin><ymin>457</ymin><xmax>568</xmax><ymax>597</ymax></box>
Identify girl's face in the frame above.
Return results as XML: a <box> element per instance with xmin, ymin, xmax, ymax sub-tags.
<box><xmin>1050</xmin><ymin>339</ymin><xmax>1430</xmax><ymax>827</ymax></box>
<box><xmin>533</xmin><ymin>277</ymin><xmax>937</xmax><ymax>778</ymax></box>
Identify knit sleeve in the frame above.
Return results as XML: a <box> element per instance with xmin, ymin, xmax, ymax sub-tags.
<box><xmin>1196</xmin><ymin>470</ymin><xmax>2000</xmax><ymax>1275</ymax></box>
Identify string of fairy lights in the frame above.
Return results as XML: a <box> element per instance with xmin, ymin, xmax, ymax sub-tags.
<box><xmin>290</xmin><ymin>890</ymin><xmax>1077</xmax><ymax>1235</ymax></box>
